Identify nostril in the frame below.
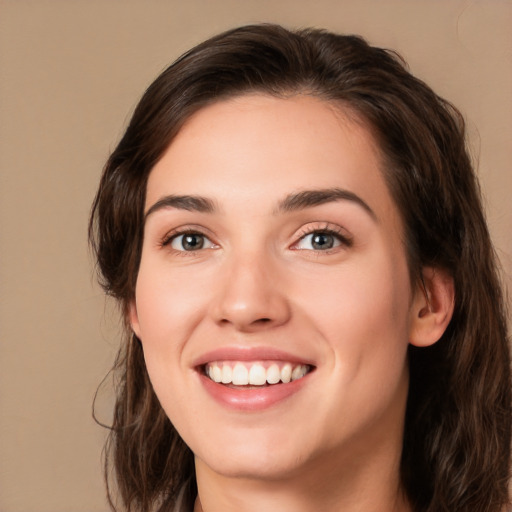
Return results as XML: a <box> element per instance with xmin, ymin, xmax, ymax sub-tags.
<box><xmin>218</xmin><ymin>317</ymin><xmax>272</xmax><ymax>329</ymax></box>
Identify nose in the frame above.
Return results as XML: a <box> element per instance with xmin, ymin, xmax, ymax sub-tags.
<box><xmin>211</xmin><ymin>251</ymin><xmax>291</xmax><ymax>332</ymax></box>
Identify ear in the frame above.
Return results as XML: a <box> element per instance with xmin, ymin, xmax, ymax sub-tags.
<box><xmin>128</xmin><ymin>300</ymin><xmax>142</xmax><ymax>339</ymax></box>
<box><xmin>409</xmin><ymin>267</ymin><xmax>455</xmax><ymax>347</ymax></box>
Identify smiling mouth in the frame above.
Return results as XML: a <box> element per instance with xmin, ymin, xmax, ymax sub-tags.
<box><xmin>203</xmin><ymin>361</ymin><xmax>313</xmax><ymax>387</ymax></box>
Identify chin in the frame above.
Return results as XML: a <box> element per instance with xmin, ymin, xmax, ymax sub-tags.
<box><xmin>197</xmin><ymin>447</ymin><xmax>309</xmax><ymax>481</ymax></box>
<box><xmin>189</xmin><ymin>421</ymin><xmax>326</xmax><ymax>483</ymax></box>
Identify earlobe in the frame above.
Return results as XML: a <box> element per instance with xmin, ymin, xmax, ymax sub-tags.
<box><xmin>409</xmin><ymin>267</ymin><xmax>455</xmax><ymax>347</ymax></box>
<box><xmin>128</xmin><ymin>300</ymin><xmax>142</xmax><ymax>339</ymax></box>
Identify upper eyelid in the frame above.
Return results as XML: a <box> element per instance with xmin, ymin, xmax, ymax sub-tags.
<box><xmin>294</xmin><ymin>223</ymin><xmax>353</xmax><ymax>242</ymax></box>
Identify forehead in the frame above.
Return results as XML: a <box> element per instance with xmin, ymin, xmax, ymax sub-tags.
<box><xmin>146</xmin><ymin>94</ymin><xmax>395</xmax><ymax>221</ymax></box>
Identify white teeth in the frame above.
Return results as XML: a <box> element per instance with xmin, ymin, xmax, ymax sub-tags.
<box><xmin>211</xmin><ymin>365</ymin><xmax>222</xmax><ymax>383</ymax></box>
<box><xmin>266</xmin><ymin>364</ymin><xmax>281</xmax><ymax>384</ymax></box>
<box><xmin>281</xmin><ymin>363</ymin><xmax>292</xmax><ymax>383</ymax></box>
<box><xmin>291</xmin><ymin>365</ymin><xmax>307</xmax><ymax>381</ymax></box>
<box><xmin>221</xmin><ymin>365</ymin><xmax>232</xmax><ymax>384</ymax></box>
<box><xmin>205</xmin><ymin>361</ymin><xmax>310</xmax><ymax>386</ymax></box>
<box><xmin>232</xmin><ymin>363</ymin><xmax>249</xmax><ymax>385</ymax></box>
<box><xmin>248</xmin><ymin>363</ymin><xmax>267</xmax><ymax>385</ymax></box>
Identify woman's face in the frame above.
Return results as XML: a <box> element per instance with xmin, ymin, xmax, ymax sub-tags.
<box><xmin>131</xmin><ymin>94</ymin><xmax>418</xmax><ymax>482</ymax></box>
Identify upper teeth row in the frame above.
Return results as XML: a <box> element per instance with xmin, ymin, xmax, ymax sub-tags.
<box><xmin>206</xmin><ymin>362</ymin><xmax>309</xmax><ymax>386</ymax></box>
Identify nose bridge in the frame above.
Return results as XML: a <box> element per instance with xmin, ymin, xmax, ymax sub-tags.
<box><xmin>212</xmin><ymin>243</ymin><xmax>290</xmax><ymax>331</ymax></box>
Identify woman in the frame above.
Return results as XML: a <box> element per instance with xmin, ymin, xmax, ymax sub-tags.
<box><xmin>90</xmin><ymin>24</ymin><xmax>511</xmax><ymax>512</ymax></box>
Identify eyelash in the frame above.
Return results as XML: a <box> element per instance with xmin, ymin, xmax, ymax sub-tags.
<box><xmin>160</xmin><ymin>224</ymin><xmax>353</xmax><ymax>254</ymax></box>
<box><xmin>293</xmin><ymin>225</ymin><xmax>353</xmax><ymax>252</ymax></box>
<box><xmin>160</xmin><ymin>228</ymin><xmax>216</xmax><ymax>254</ymax></box>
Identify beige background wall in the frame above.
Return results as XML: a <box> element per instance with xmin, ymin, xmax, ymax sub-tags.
<box><xmin>0</xmin><ymin>1</ymin><xmax>510</xmax><ymax>510</ymax></box>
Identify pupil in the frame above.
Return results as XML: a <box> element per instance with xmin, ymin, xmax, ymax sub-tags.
<box><xmin>312</xmin><ymin>233</ymin><xmax>333</xmax><ymax>250</ymax></box>
<box><xmin>183</xmin><ymin>234</ymin><xmax>203</xmax><ymax>250</ymax></box>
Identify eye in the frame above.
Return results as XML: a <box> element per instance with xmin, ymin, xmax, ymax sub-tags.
<box><xmin>294</xmin><ymin>229</ymin><xmax>351</xmax><ymax>251</ymax></box>
<box><xmin>168</xmin><ymin>232</ymin><xmax>216</xmax><ymax>252</ymax></box>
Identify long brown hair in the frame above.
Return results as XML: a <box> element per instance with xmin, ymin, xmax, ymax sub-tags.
<box><xmin>89</xmin><ymin>24</ymin><xmax>511</xmax><ymax>512</ymax></box>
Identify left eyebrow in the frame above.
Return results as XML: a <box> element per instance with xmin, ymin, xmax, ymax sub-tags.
<box><xmin>276</xmin><ymin>188</ymin><xmax>377</xmax><ymax>221</ymax></box>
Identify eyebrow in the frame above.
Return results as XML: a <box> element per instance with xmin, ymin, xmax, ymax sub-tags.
<box><xmin>145</xmin><ymin>195</ymin><xmax>216</xmax><ymax>219</ymax></box>
<box><xmin>276</xmin><ymin>188</ymin><xmax>377</xmax><ymax>220</ymax></box>
<box><xmin>145</xmin><ymin>187</ymin><xmax>376</xmax><ymax>221</ymax></box>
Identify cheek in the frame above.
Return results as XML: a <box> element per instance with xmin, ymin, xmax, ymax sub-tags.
<box><xmin>132</xmin><ymin>260</ymin><xmax>211</xmax><ymax>399</ymax></box>
<box><xmin>133</xmin><ymin>264</ymin><xmax>209</xmax><ymax>422</ymax></box>
<box><xmin>294</xmin><ymin>251</ymin><xmax>412</xmax><ymax>373</ymax></box>
<box><xmin>135</xmin><ymin>260</ymin><xmax>208</xmax><ymax>340</ymax></box>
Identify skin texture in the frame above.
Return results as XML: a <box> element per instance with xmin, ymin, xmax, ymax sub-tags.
<box><xmin>130</xmin><ymin>95</ymin><xmax>454</xmax><ymax>512</ymax></box>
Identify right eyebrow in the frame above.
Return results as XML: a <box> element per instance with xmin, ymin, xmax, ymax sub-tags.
<box><xmin>145</xmin><ymin>194</ymin><xmax>216</xmax><ymax>219</ymax></box>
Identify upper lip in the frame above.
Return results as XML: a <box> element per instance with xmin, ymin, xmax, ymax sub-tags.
<box><xmin>192</xmin><ymin>346</ymin><xmax>316</xmax><ymax>369</ymax></box>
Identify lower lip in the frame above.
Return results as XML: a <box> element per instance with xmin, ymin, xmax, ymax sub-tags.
<box><xmin>198</xmin><ymin>372</ymin><xmax>310</xmax><ymax>411</ymax></box>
